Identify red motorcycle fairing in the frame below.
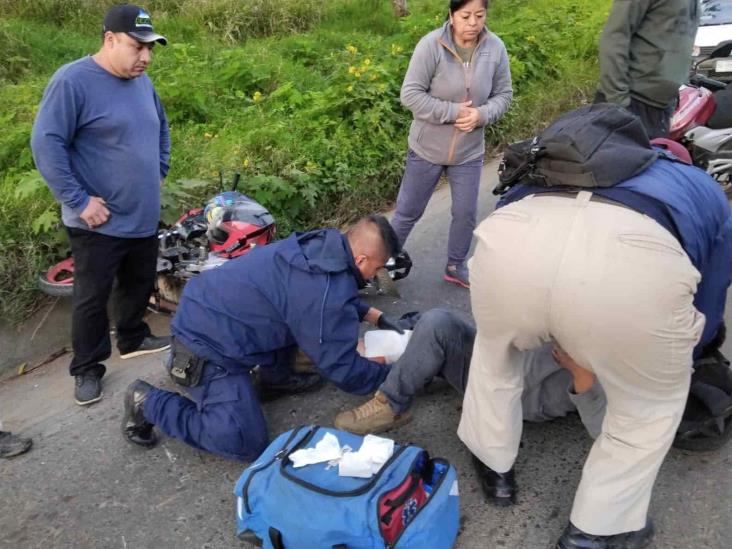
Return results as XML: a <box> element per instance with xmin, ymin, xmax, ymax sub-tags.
<box><xmin>670</xmin><ymin>85</ymin><xmax>716</xmax><ymax>140</ymax></box>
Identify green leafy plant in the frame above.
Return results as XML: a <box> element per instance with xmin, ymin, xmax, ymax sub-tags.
<box><xmin>0</xmin><ymin>0</ymin><xmax>610</xmax><ymax>325</ymax></box>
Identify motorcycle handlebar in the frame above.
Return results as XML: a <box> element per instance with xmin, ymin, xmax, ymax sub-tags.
<box><xmin>689</xmin><ymin>73</ymin><xmax>727</xmax><ymax>92</ymax></box>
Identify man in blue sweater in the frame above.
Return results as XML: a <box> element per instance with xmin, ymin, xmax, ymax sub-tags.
<box><xmin>31</xmin><ymin>5</ymin><xmax>171</xmax><ymax>406</ymax></box>
<box><xmin>121</xmin><ymin>215</ymin><xmax>408</xmax><ymax>461</ymax></box>
<box><xmin>459</xmin><ymin>151</ymin><xmax>732</xmax><ymax>549</ymax></box>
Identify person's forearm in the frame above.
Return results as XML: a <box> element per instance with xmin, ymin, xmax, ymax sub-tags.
<box><xmin>568</xmin><ymin>381</ymin><xmax>607</xmax><ymax>439</ymax></box>
<box><xmin>31</xmin><ymin>133</ymin><xmax>90</xmax><ymax>213</ymax></box>
<box><xmin>477</xmin><ymin>50</ymin><xmax>513</xmax><ymax>126</ymax></box>
<box><xmin>400</xmin><ymin>39</ymin><xmax>460</xmax><ymax>124</ymax></box>
<box><xmin>156</xmin><ymin>94</ymin><xmax>171</xmax><ymax>179</ymax></box>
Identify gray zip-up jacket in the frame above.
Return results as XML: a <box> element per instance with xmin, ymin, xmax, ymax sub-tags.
<box><xmin>599</xmin><ymin>0</ymin><xmax>698</xmax><ymax>108</ymax></box>
<box><xmin>400</xmin><ymin>22</ymin><xmax>513</xmax><ymax>165</ymax></box>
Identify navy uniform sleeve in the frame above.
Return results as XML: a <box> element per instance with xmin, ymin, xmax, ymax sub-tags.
<box><xmin>288</xmin><ymin>274</ymin><xmax>388</xmax><ymax>395</ymax></box>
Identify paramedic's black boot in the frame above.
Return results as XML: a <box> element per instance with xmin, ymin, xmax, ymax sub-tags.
<box><xmin>472</xmin><ymin>454</ymin><xmax>516</xmax><ymax>507</ymax></box>
<box><xmin>255</xmin><ymin>370</ymin><xmax>326</xmax><ymax>402</ymax></box>
<box><xmin>122</xmin><ymin>379</ymin><xmax>157</xmax><ymax>447</ymax></box>
<box><xmin>555</xmin><ymin>520</ymin><xmax>654</xmax><ymax>549</ymax></box>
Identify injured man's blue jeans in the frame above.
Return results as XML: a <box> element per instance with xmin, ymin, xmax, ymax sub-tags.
<box><xmin>378</xmin><ymin>308</ymin><xmax>607</xmax><ymax>437</ymax></box>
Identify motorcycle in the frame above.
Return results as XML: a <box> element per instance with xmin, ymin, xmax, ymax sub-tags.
<box><xmin>669</xmin><ymin>41</ymin><xmax>732</xmax><ymax>194</ymax></box>
<box><xmin>38</xmin><ymin>173</ymin><xmax>412</xmax><ymax>311</ymax></box>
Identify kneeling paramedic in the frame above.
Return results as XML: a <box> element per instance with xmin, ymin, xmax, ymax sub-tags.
<box><xmin>458</xmin><ymin>104</ymin><xmax>732</xmax><ymax>549</ymax></box>
<box><xmin>121</xmin><ymin>215</ymin><xmax>407</xmax><ymax>461</ymax></box>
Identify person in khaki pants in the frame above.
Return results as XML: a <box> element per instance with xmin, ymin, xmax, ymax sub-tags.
<box><xmin>458</xmin><ymin>151</ymin><xmax>732</xmax><ymax>548</ymax></box>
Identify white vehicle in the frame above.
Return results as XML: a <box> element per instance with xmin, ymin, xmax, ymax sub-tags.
<box><xmin>693</xmin><ymin>0</ymin><xmax>732</xmax><ymax>81</ymax></box>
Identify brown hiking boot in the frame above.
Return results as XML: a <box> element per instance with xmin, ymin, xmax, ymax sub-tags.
<box><xmin>334</xmin><ymin>392</ymin><xmax>413</xmax><ymax>435</ymax></box>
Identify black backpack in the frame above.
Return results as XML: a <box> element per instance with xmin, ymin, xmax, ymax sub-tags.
<box><xmin>495</xmin><ymin>103</ymin><xmax>658</xmax><ymax>194</ymax></box>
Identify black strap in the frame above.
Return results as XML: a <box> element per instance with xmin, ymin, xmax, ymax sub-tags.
<box><xmin>269</xmin><ymin>527</ymin><xmax>284</xmax><ymax>549</ymax></box>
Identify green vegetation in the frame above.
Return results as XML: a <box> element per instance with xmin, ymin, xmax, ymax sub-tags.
<box><xmin>0</xmin><ymin>0</ymin><xmax>610</xmax><ymax>325</ymax></box>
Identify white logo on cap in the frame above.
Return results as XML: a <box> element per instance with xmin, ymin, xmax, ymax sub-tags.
<box><xmin>135</xmin><ymin>10</ymin><xmax>152</xmax><ymax>29</ymax></box>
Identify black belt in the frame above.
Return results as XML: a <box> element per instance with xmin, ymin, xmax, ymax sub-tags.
<box><xmin>533</xmin><ymin>190</ymin><xmax>635</xmax><ymax>211</ymax></box>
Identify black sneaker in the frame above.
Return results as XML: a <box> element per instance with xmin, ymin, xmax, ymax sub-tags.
<box><xmin>74</xmin><ymin>371</ymin><xmax>104</xmax><ymax>406</ymax></box>
<box><xmin>120</xmin><ymin>335</ymin><xmax>171</xmax><ymax>360</ymax></box>
<box><xmin>0</xmin><ymin>431</ymin><xmax>33</xmax><ymax>458</ymax></box>
<box><xmin>555</xmin><ymin>520</ymin><xmax>655</xmax><ymax>549</ymax></box>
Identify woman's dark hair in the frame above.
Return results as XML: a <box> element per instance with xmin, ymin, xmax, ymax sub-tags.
<box><xmin>449</xmin><ymin>0</ymin><xmax>489</xmax><ymax>14</ymax></box>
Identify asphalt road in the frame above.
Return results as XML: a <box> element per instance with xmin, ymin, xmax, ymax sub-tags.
<box><xmin>1</xmin><ymin>158</ymin><xmax>730</xmax><ymax>549</ymax></box>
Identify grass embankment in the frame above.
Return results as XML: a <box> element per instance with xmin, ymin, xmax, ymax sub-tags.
<box><xmin>0</xmin><ymin>0</ymin><xmax>610</xmax><ymax>325</ymax></box>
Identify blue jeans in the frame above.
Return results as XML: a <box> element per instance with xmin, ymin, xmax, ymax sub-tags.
<box><xmin>391</xmin><ymin>149</ymin><xmax>483</xmax><ymax>266</ymax></box>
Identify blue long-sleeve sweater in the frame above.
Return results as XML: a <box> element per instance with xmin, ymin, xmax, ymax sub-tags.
<box><xmin>31</xmin><ymin>56</ymin><xmax>170</xmax><ymax>238</ymax></box>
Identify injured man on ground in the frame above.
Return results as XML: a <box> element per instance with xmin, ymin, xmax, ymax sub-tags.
<box><xmin>334</xmin><ymin>308</ymin><xmax>607</xmax><ymax>438</ymax></box>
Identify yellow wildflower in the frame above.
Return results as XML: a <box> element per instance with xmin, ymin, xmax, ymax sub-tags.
<box><xmin>346</xmin><ymin>85</ymin><xmax>354</xmax><ymax>92</ymax></box>
<box><xmin>243</xmin><ymin>158</ymin><xmax>250</xmax><ymax>168</ymax></box>
<box><xmin>204</xmin><ymin>132</ymin><xmax>213</xmax><ymax>139</ymax></box>
<box><xmin>346</xmin><ymin>44</ymin><xmax>357</xmax><ymax>54</ymax></box>
<box><xmin>252</xmin><ymin>91</ymin><xmax>263</xmax><ymax>103</ymax></box>
<box><xmin>363</xmin><ymin>58</ymin><xmax>371</xmax><ymax>66</ymax></box>
<box><xmin>348</xmin><ymin>65</ymin><xmax>357</xmax><ymax>75</ymax></box>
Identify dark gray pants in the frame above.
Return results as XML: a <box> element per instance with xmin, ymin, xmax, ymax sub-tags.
<box><xmin>390</xmin><ymin>149</ymin><xmax>483</xmax><ymax>266</ymax></box>
<box><xmin>381</xmin><ymin>309</ymin><xmax>474</xmax><ymax>412</ymax></box>
<box><xmin>380</xmin><ymin>309</ymin><xmax>583</xmax><ymax>425</ymax></box>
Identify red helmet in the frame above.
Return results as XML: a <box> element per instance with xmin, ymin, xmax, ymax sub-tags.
<box><xmin>650</xmin><ymin>137</ymin><xmax>692</xmax><ymax>165</ymax></box>
<box><xmin>204</xmin><ymin>192</ymin><xmax>276</xmax><ymax>258</ymax></box>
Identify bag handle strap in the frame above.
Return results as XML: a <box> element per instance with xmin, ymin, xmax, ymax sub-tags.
<box><xmin>269</xmin><ymin>528</ymin><xmax>284</xmax><ymax>549</ymax></box>
<box><xmin>267</xmin><ymin>527</ymin><xmax>347</xmax><ymax>549</ymax></box>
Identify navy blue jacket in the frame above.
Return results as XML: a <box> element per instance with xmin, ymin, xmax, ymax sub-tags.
<box><xmin>171</xmin><ymin>229</ymin><xmax>387</xmax><ymax>395</ymax></box>
<box><xmin>499</xmin><ymin>157</ymin><xmax>732</xmax><ymax>355</ymax></box>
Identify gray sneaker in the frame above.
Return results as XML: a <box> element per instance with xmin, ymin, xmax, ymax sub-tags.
<box><xmin>444</xmin><ymin>264</ymin><xmax>470</xmax><ymax>289</ymax></box>
<box><xmin>120</xmin><ymin>335</ymin><xmax>171</xmax><ymax>360</ymax></box>
<box><xmin>74</xmin><ymin>371</ymin><xmax>103</xmax><ymax>406</ymax></box>
<box><xmin>0</xmin><ymin>431</ymin><xmax>33</xmax><ymax>458</ymax></box>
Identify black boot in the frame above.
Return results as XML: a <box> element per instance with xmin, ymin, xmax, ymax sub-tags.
<box><xmin>555</xmin><ymin>520</ymin><xmax>655</xmax><ymax>549</ymax></box>
<box><xmin>473</xmin><ymin>456</ymin><xmax>517</xmax><ymax>507</ymax></box>
<box><xmin>254</xmin><ymin>370</ymin><xmax>326</xmax><ymax>402</ymax></box>
<box><xmin>122</xmin><ymin>379</ymin><xmax>157</xmax><ymax>447</ymax></box>
<box><xmin>472</xmin><ymin>454</ymin><xmax>516</xmax><ymax>506</ymax></box>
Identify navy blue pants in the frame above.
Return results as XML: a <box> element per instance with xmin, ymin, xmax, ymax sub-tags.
<box><xmin>143</xmin><ymin>362</ymin><xmax>268</xmax><ymax>462</ymax></box>
<box><xmin>391</xmin><ymin>149</ymin><xmax>483</xmax><ymax>266</ymax></box>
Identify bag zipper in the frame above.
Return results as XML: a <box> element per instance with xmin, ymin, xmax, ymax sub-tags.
<box><xmin>242</xmin><ymin>425</ymin><xmax>315</xmax><ymax>514</ymax></box>
<box><xmin>279</xmin><ymin>428</ymin><xmax>409</xmax><ymax>497</ymax></box>
<box><xmin>386</xmin><ymin>458</ymin><xmax>451</xmax><ymax>549</ymax></box>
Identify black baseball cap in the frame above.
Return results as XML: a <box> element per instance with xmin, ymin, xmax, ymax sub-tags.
<box><xmin>103</xmin><ymin>4</ymin><xmax>167</xmax><ymax>45</ymax></box>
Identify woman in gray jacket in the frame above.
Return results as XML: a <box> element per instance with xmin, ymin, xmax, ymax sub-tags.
<box><xmin>391</xmin><ymin>0</ymin><xmax>512</xmax><ymax>288</ymax></box>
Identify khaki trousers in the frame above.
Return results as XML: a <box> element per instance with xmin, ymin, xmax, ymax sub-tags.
<box><xmin>457</xmin><ymin>192</ymin><xmax>705</xmax><ymax>535</ymax></box>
